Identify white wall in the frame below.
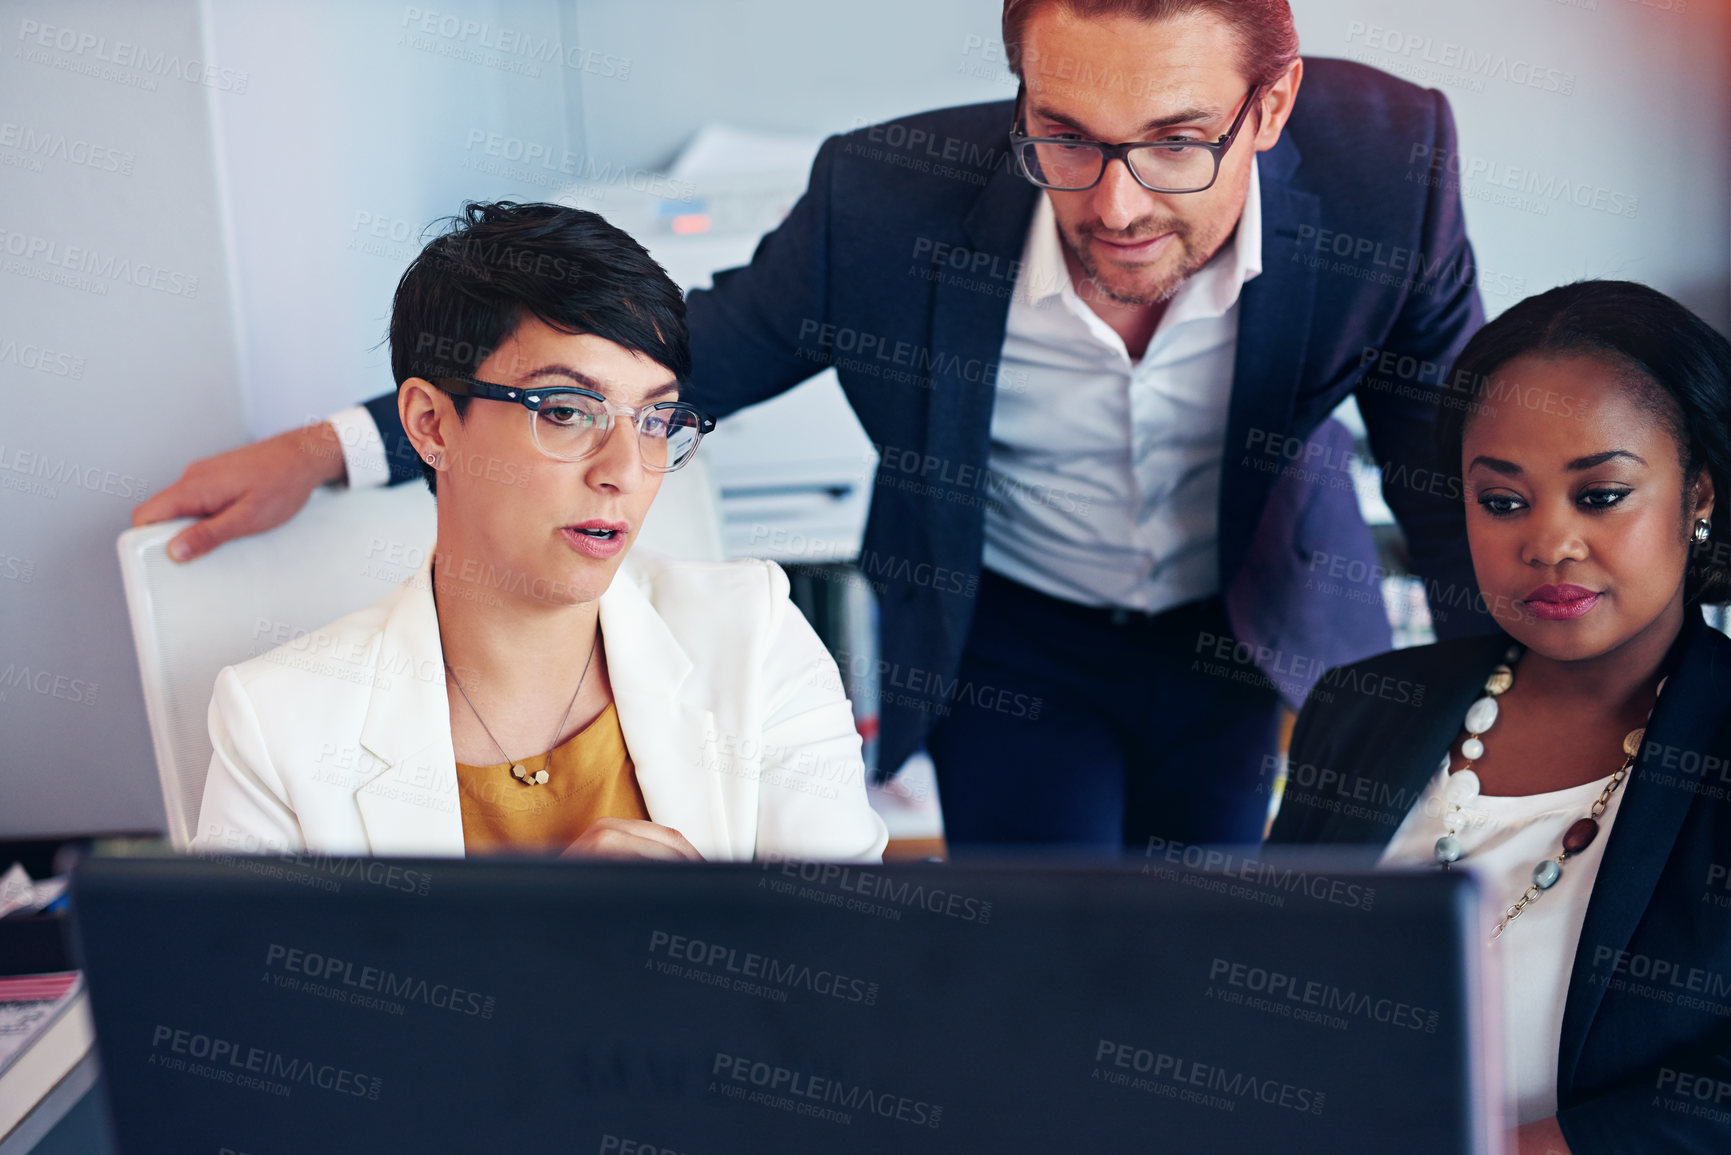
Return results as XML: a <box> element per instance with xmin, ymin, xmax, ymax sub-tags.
<box><xmin>1</xmin><ymin>0</ymin><xmax>247</xmax><ymax>835</ymax></box>
<box><xmin>2</xmin><ymin>0</ymin><xmax>1727</xmax><ymax>837</ymax></box>
<box><xmin>204</xmin><ymin>0</ymin><xmax>585</xmax><ymax>435</ymax></box>
<box><xmin>1293</xmin><ymin>0</ymin><xmax>1730</xmax><ymax>327</ymax></box>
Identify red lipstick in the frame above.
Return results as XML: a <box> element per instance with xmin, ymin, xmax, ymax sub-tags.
<box><xmin>1522</xmin><ymin>583</ymin><xmax>1600</xmax><ymax>621</ymax></box>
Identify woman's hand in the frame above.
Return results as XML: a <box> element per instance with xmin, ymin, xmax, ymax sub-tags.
<box><xmin>560</xmin><ymin>817</ymin><xmax>704</xmax><ymax>862</ymax></box>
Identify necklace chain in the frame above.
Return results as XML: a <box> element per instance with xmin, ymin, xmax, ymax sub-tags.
<box><xmin>1488</xmin><ymin>750</ymin><xmax>1634</xmax><ymax>940</ymax></box>
<box><xmin>445</xmin><ymin>628</ymin><xmax>599</xmax><ymax>787</ymax></box>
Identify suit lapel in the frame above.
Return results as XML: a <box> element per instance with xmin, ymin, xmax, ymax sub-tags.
<box><xmin>355</xmin><ymin>559</ymin><xmax>467</xmax><ymax>856</ymax></box>
<box><xmin>946</xmin><ymin>154</ymin><xmax>1039</xmax><ymax>388</ymax></box>
<box><xmin>1557</xmin><ymin>614</ymin><xmax>1725</xmax><ymax>1093</ymax></box>
<box><xmin>918</xmin><ymin>159</ymin><xmax>1037</xmax><ymax>658</ymax></box>
<box><xmin>599</xmin><ymin>566</ymin><xmax>733</xmax><ymax>860</ymax></box>
<box><xmin>1219</xmin><ymin>139</ymin><xmax>1319</xmax><ymax>587</ymax></box>
<box><xmin>932</xmin><ymin>159</ymin><xmax>1038</xmax><ymax>460</ymax></box>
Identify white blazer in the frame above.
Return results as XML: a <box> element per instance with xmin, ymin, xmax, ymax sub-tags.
<box><xmin>192</xmin><ymin>551</ymin><xmax>888</xmax><ymax>862</ymax></box>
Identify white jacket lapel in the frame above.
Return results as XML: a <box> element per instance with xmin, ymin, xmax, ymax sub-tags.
<box><xmin>600</xmin><ymin>565</ymin><xmax>733</xmax><ymax>860</ymax></box>
<box><xmin>354</xmin><ymin>559</ymin><xmax>466</xmax><ymax>857</ymax></box>
<box><xmin>345</xmin><ymin>556</ymin><xmax>733</xmax><ymax>859</ymax></box>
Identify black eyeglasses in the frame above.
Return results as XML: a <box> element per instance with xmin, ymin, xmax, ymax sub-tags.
<box><xmin>1009</xmin><ymin>84</ymin><xmax>1265</xmax><ymax>194</ymax></box>
<box><xmin>432</xmin><ymin>376</ymin><xmax>717</xmax><ymax>474</ymax></box>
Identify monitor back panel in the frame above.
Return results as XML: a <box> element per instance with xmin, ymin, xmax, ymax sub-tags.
<box><xmin>71</xmin><ymin>856</ymin><xmax>1492</xmax><ymax>1155</ymax></box>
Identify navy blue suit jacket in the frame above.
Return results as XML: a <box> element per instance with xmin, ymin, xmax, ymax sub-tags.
<box><xmin>366</xmin><ymin>59</ymin><xmax>1489</xmax><ymax>779</ymax></box>
<box><xmin>1268</xmin><ymin>611</ymin><xmax>1731</xmax><ymax>1153</ymax></box>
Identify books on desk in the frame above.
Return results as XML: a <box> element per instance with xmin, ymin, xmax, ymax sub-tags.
<box><xmin>0</xmin><ymin>971</ymin><xmax>93</xmax><ymax>1144</ymax></box>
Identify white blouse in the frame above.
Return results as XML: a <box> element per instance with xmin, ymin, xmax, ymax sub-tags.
<box><xmin>1379</xmin><ymin>766</ymin><xmax>1628</xmax><ymax>1125</ymax></box>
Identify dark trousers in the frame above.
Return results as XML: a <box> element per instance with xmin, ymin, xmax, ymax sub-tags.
<box><xmin>925</xmin><ymin>569</ymin><xmax>1284</xmax><ymax>855</ymax></box>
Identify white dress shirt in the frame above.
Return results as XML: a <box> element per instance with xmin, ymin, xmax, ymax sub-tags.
<box><xmin>329</xmin><ymin>403</ymin><xmax>393</xmax><ymax>489</ymax></box>
<box><xmin>1379</xmin><ymin>768</ymin><xmax>1627</xmax><ymax>1125</ymax></box>
<box><xmin>983</xmin><ymin>162</ymin><xmax>1263</xmax><ymax>612</ymax></box>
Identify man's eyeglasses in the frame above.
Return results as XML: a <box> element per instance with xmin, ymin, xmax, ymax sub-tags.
<box><xmin>1008</xmin><ymin>84</ymin><xmax>1265</xmax><ymax>194</ymax></box>
<box><xmin>432</xmin><ymin>376</ymin><xmax>717</xmax><ymax>474</ymax></box>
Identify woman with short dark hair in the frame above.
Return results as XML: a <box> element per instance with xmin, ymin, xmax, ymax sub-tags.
<box><xmin>195</xmin><ymin>202</ymin><xmax>887</xmax><ymax>864</ymax></box>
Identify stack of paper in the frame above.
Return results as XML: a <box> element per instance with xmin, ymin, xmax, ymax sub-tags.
<box><xmin>0</xmin><ymin>971</ymin><xmax>94</xmax><ymax>1143</ymax></box>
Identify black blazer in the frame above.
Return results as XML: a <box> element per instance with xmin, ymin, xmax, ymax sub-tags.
<box><xmin>1268</xmin><ymin>612</ymin><xmax>1731</xmax><ymax>1153</ymax></box>
<box><xmin>362</xmin><ymin>58</ymin><xmax>1489</xmax><ymax>778</ymax></box>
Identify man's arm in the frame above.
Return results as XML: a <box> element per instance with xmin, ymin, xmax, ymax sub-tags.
<box><xmin>681</xmin><ymin>136</ymin><xmax>840</xmax><ymax>419</ymax></box>
<box><xmin>130</xmin><ymin>393</ymin><xmax>417</xmax><ymax>561</ymax></box>
<box><xmin>130</xmin><ymin>419</ymin><xmax>351</xmax><ymax>562</ymax></box>
<box><xmin>1353</xmin><ymin>87</ymin><xmax>1491</xmax><ymax>641</ymax></box>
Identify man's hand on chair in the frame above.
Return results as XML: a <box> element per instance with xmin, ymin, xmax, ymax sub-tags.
<box><xmin>131</xmin><ymin>423</ymin><xmax>349</xmax><ymax>562</ymax></box>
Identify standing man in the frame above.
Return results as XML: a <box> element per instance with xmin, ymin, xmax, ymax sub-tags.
<box><xmin>137</xmin><ymin>0</ymin><xmax>1487</xmax><ymax>852</ymax></box>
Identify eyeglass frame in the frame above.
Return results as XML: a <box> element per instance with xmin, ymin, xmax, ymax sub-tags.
<box><xmin>430</xmin><ymin>375</ymin><xmax>717</xmax><ymax>472</ymax></box>
<box><xmin>1008</xmin><ymin>82</ymin><xmax>1266</xmax><ymax>195</ymax></box>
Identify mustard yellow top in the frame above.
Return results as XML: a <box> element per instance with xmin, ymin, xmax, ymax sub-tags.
<box><xmin>453</xmin><ymin>701</ymin><xmax>647</xmax><ymax>853</ymax></box>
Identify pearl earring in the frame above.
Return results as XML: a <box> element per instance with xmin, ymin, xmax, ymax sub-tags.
<box><xmin>1695</xmin><ymin>518</ymin><xmax>1712</xmax><ymax>544</ymax></box>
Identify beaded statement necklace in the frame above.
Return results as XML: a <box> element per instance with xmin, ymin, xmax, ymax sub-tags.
<box><xmin>1433</xmin><ymin>643</ymin><xmax>1658</xmax><ymax>941</ymax></box>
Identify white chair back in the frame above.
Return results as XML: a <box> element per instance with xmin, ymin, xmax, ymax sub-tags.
<box><xmin>117</xmin><ymin>461</ymin><xmax>724</xmax><ymax>847</ymax></box>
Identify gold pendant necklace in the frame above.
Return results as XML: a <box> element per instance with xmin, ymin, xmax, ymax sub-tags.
<box><xmin>445</xmin><ymin>628</ymin><xmax>599</xmax><ymax>787</ymax></box>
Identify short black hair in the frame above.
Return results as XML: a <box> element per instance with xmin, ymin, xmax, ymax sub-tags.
<box><xmin>388</xmin><ymin>201</ymin><xmax>690</xmax><ymax>493</ymax></box>
<box><xmin>1436</xmin><ymin>280</ymin><xmax>1731</xmax><ymax>605</ymax></box>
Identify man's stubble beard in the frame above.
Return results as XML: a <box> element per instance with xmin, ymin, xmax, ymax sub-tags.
<box><xmin>1062</xmin><ymin>216</ymin><xmax>1231</xmax><ymax>307</ymax></box>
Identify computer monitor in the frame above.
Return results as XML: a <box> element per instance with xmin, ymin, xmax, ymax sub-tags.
<box><xmin>71</xmin><ymin>851</ymin><xmax>1499</xmax><ymax>1153</ymax></box>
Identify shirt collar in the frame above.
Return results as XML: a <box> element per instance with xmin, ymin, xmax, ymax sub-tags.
<box><xmin>1015</xmin><ymin>153</ymin><xmax>1264</xmax><ymax>319</ymax></box>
